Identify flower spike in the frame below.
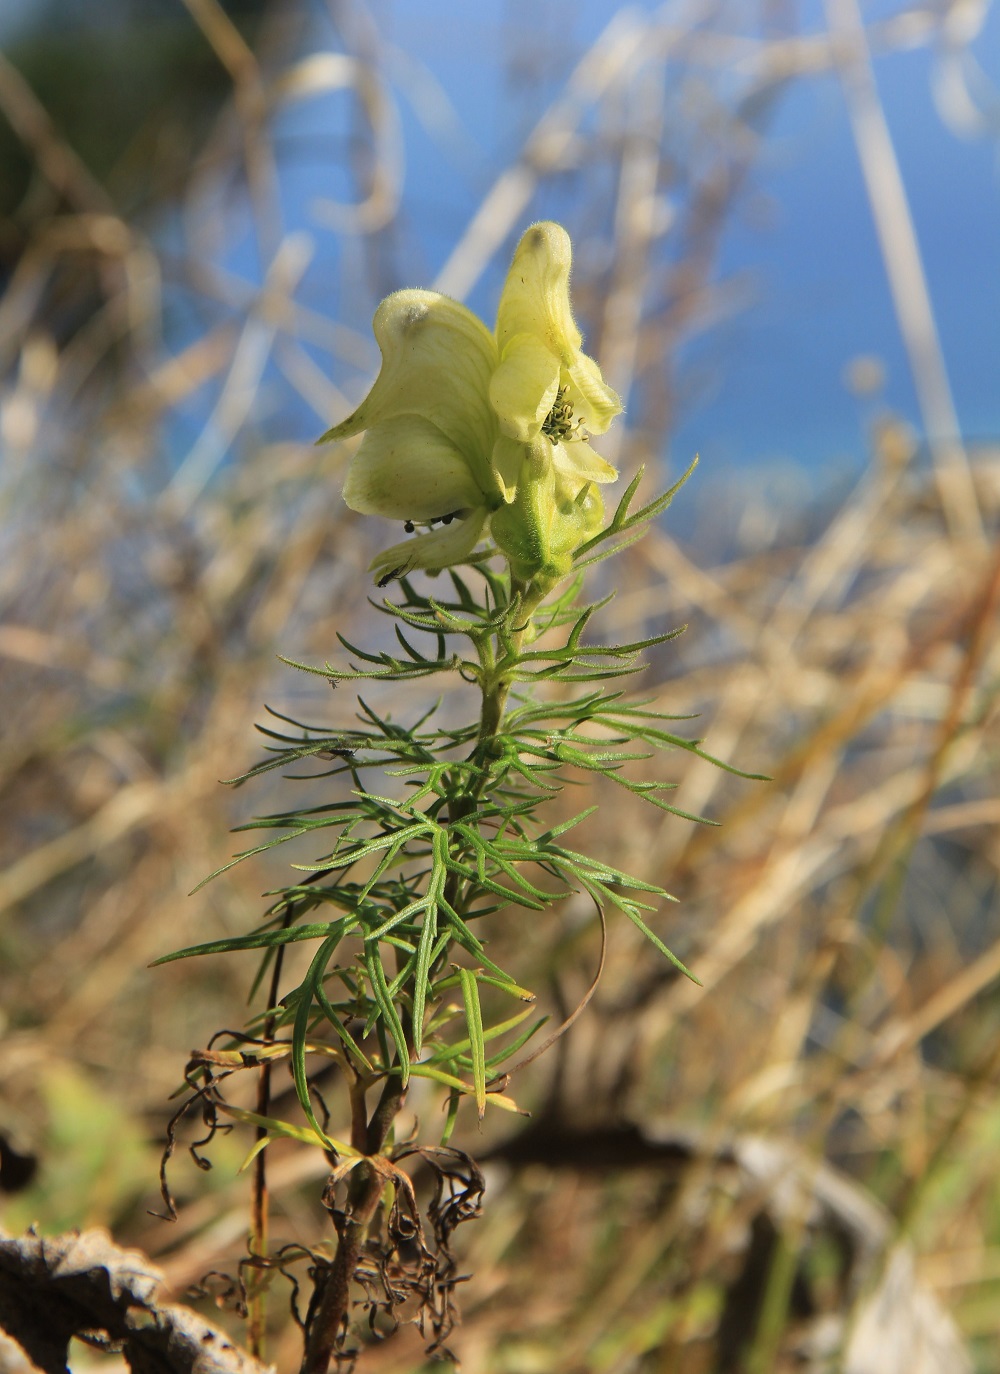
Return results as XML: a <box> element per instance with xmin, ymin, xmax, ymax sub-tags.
<box><xmin>323</xmin><ymin>225</ymin><xmax>622</xmax><ymax>593</ymax></box>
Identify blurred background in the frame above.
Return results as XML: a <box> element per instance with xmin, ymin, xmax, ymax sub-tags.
<box><xmin>1</xmin><ymin>0</ymin><xmax>999</xmax><ymax>1370</ymax></box>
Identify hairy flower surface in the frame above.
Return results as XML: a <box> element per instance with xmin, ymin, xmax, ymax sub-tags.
<box><xmin>490</xmin><ymin>437</ymin><xmax>605</xmax><ymax>588</ymax></box>
<box><xmin>323</xmin><ymin>223</ymin><xmax>622</xmax><ymax>589</ymax></box>
<box><xmin>491</xmin><ymin>221</ymin><xmax>621</xmax><ymax>451</ymax></box>
<box><xmin>320</xmin><ymin>290</ymin><xmax>503</xmax><ymax>582</ymax></box>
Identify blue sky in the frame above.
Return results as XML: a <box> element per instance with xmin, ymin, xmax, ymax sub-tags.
<box><xmin>379</xmin><ymin>0</ymin><xmax>1000</xmax><ymax>478</ymax></box>
<box><xmin>3</xmin><ymin>0</ymin><xmax>998</xmax><ymax>484</ymax></box>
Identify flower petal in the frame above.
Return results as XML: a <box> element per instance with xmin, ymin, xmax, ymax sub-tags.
<box><xmin>564</xmin><ymin>351</ymin><xmax>622</xmax><ymax>436</ymax></box>
<box><xmin>320</xmin><ymin>289</ymin><xmax>501</xmax><ymax>499</ymax></box>
<box><xmin>552</xmin><ymin>437</ymin><xmax>618</xmax><ymax>487</ymax></box>
<box><xmin>495</xmin><ymin>222</ymin><xmax>623</xmax><ymax>439</ymax></box>
<box><xmin>369</xmin><ymin>507</ymin><xmax>491</xmax><ymax>584</ymax></box>
<box><xmin>491</xmin><ymin>435</ymin><xmax>529</xmax><ymax>502</ymax></box>
<box><xmin>489</xmin><ymin>333</ymin><xmax>560</xmax><ymax>443</ymax></box>
<box><xmin>496</xmin><ymin>222</ymin><xmax>581</xmax><ymax>358</ymax></box>
<box><xmin>343</xmin><ymin>415</ymin><xmax>485</xmax><ymax>521</ymax></box>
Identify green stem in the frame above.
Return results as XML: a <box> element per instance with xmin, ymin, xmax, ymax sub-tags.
<box><xmin>471</xmin><ymin>581</ymin><xmax>542</xmax><ymax>774</ymax></box>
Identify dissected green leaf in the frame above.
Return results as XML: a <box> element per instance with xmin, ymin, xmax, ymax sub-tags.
<box><xmin>179</xmin><ymin>469</ymin><xmax>765</xmax><ymax>1170</ymax></box>
<box><xmin>312</xmin><ymin>978</ymin><xmax>375</xmax><ymax>1075</ymax></box>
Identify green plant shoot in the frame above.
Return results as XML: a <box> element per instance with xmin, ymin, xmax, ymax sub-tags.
<box><xmin>154</xmin><ymin>222</ymin><xmax>762</xmax><ymax>1373</ymax></box>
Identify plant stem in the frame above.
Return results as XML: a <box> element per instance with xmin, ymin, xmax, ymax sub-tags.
<box><xmin>299</xmin><ymin>582</ymin><xmax>542</xmax><ymax>1374</ymax></box>
<box><xmin>248</xmin><ymin>911</ymin><xmax>291</xmax><ymax>1358</ymax></box>
<box><xmin>472</xmin><ymin>582</ymin><xmax>541</xmax><ymax>772</ymax></box>
<box><xmin>301</xmin><ymin>1161</ymin><xmax>387</xmax><ymax>1374</ymax></box>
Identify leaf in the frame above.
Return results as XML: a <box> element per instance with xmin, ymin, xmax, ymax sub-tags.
<box><xmin>588</xmin><ymin>712</ymin><xmax>771</xmax><ymax>781</ymax></box>
<box><xmin>483</xmin><ymin>1014</ymin><xmax>548</xmax><ymax>1068</ymax></box>
<box><xmin>437</xmin><ymin>897</ymin><xmax>485</xmax><ymax>952</ymax></box>
<box><xmin>573</xmin><ymin>456</ymin><xmax>699</xmax><ymax>561</ymax></box>
<box><xmin>223</xmin><ymin>736</ymin><xmax>356</xmax><ymax>786</ymax></box>
<box><xmin>411</xmin><ymin>827</ymin><xmax>448</xmax><ymax>1056</ymax></box>
<box><xmin>152</xmin><ymin>917</ymin><xmax>356</xmax><ymax>966</ymax></box>
<box><xmin>447</xmin><ymin>859</ymin><xmax>548</xmax><ymax>911</ymax></box>
<box><xmin>222</xmin><ymin>1105</ymin><xmax>355</xmax><ymax>1161</ymax></box>
<box><xmin>458</xmin><ymin>968</ymin><xmax>487</xmax><ymax>1119</ymax></box>
<box><xmin>364</xmin><ymin>941</ymin><xmax>410</xmax><ymax>1085</ymax></box>
<box><xmin>291</xmin><ymin>934</ymin><xmax>344</xmax><ymax>1150</ymax></box>
<box><xmin>411</xmin><ymin>902</ymin><xmax>438</xmax><ymax>1058</ymax></box>
<box><xmin>582</xmin><ymin>876</ymin><xmax>699</xmax><ymax>983</ymax></box>
<box><xmin>453</xmin><ymin>824</ymin><xmax>551</xmax><ymax>900</ymax></box>
<box><xmin>462</xmin><ymin>971</ymin><xmax>535</xmax><ymax>1001</ymax></box>
<box><xmin>426</xmin><ymin>1007</ymin><xmax>543</xmax><ymax>1069</ymax></box>
<box><xmin>368</xmin><ymin>894</ymin><xmax>432</xmax><ymax>941</ymax></box>
<box><xmin>356</xmin><ymin>836</ymin><xmax>411</xmax><ymax>904</ymax></box>
<box><xmin>404</xmin><ymin>1064</ymin><xmax>526</xmax><ymax>1115</ymax></box>
<box><xmin>536</xmin><ymin>807</ymin><xmax>598</xmax><ymax>843</ymax></box>
<box><xmin>185</xmin><ymin>828</ymin><xmax>314</xmax><ymax>892</ymax></box>
<box><xmin>278</xmin><ymin>651</ymin><xmax>446</xmax><ymax>684</ymax></box>
<box><xmin>440</xmin><ymin>1089</ymin><xmax>461</xmax><ymax>1146</ymax></box>
<box><xmin>312</xmin><ymin>979</ymin><xmax>375</xmax><ymax>1074</ymax></box>
<box><xmin>287</xmin><ymin>819</ymin><xmax>431</xmax><ymax>872</ymax></box>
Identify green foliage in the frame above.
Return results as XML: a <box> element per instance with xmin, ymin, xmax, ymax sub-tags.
<box><xmin>154</xmin><ymin>470</ymin><xmax>759</xmax><ymax>1148</ymax></box>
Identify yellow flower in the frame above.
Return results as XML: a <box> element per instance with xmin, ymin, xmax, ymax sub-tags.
<box><xmin>321</xmin><ymin>223</ymin><xmax>622</xmax><ymax>590</ymax></box>
<box><xmin>486</xmin><ymin>222</ymin><xmax>621</xmax><ymax>585</ymax></box>
<box><xmin>490</xmin><ymin>221</ymin><xmax>622</xmax><ymax>453</ymax></box>
<box><xmin>320</xmin><ymin>289</ymin><xmax>505</xmax><ymax>584</ymax></box>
